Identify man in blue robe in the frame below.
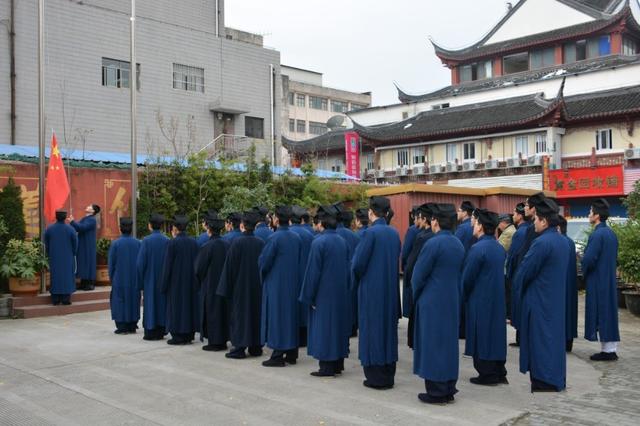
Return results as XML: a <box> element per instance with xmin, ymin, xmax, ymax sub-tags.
<box><xmin>217</xmin><ymin>211</ymin><xmax>265</xmax><ymax>359</ymax></box>
<box><xmin>300</xmin><ymin>205</ymin><xmax>351</xmax><ymax>377</ymax></box>
<box><xmin>290</xmin><ymin>205</ymin><xmax>314</xmax><ymax>347</ymax></box>
<box><xmin>45</xmin><ymin>210</ymin><xmax>78</xmax><ymax>306</ymax></box>
<box><xmin>195</xmin><ymin>210</ymin><xmax>230</xmax><ymax>351</ymax></box>
<box><xmin>455</xmin><ymin>200</ymin><xmax>475</xmax><ymax>253</ymax></box>
<box><xmin>196</xmin><ymin>215</ymin><xmax>210</xmax><ymax>247</ymax></box>
<box><xmin>109</xmin><ymin>217</ymin><xmax>141</xmax><ymax>334</ymax></box>
<box><xmin>401</xmin><ymin>206</ymin><xmax>420</xmax><ymax>273</ymax></box>
<box><xmin>222</xmin><ymin>212</ymin><xmax>243</xmax><ymax>243</ymax></box>
<box><xmin>405</xmin><ymin>203</ymin><xmax>437</xmax><ymax>348</ymax></box>
<box><xmin>514</xmin><ymin>198</ymin><xmax>568</xmax><ymax>392</ymax></box>
<box><xmin>253</xmin><ymin>206</ymin><xmax>274</xmax><ymax>242</ymax></box>
<box><xmin>301</xmin><ymin>209</ymin><xmax>314</xmax><ymax>235</ymax></box>
<box><xmin>161</xmin><ymin>215</ymin><xmax>200</xmax><ymax>345</ymax></box>
<box><xmin>462</xmin><ymin>209</ymin><xmax>508</xmax><ymax>386</ymax></box>
<box><xmin>355</xmin><ymin>208</ymin><xmax>369</xmax><ymax>237</ymax></box>
<box><xmin>69</xmin><ymin>204</ymin><xmax>100</xmax><ymax>291</ymax></box>
<box><xmin>557</xmin><ymin>215</ymin><xmax>578</xmax><ymax>352</ymax></box>
<box><xmin>582</xmin><ymin>198</ymin><xmax>620</xmax><ymax>361</ymax></box>
<box><xmin>509</xmin><ymin>193</ymin><xmax>545</xmax><ymax>346</ymax></box>
<box><xmin>412</xmin><ymin>203</ymin><xmax>464</xmax><ymax>404</ymax></box>
<box><xmin>334</xmin><ymin>202</ymin><xmax>360</xmax><ymax>337</ymax></box>
<box><xmin>137</xmin><ymin>213</ymin><xmax>170</xmax><ymax>341</ymax></box>
<box><xmin>352</xmin><ymin>196</ymin><xmax>401</xmax><ymax>390</ymax></box>
<box><xmin>259</xmin><ymin>205</ymin><xmax>302</xmax><ymax>367</ymax></box>
<box><xmin>505</xmin><ymin>203</ymin><xmax>529</xmax><ymax>324</ymax></box>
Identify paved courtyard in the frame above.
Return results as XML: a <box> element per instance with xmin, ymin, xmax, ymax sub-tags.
<box><xmin>0</xmin><ymin>295</ymin><xmax>638</xmax><ymax>425</ymax></box>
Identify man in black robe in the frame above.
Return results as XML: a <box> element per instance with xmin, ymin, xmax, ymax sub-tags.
<box><xmin>195</xmin><ymin>210</ymin><xmax>230</xmax><ymax>351</ymax></box>
<box><xmin>217</xmin><ymin>211</ymin><xmax>265</xmax><ymax>359</ymax></box>
<box><xmin>161</xmin><ymin>215</ymin><xmax>200</xmax><ymax>345</ymax></box>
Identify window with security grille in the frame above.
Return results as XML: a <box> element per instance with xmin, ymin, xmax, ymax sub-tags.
<box><xmin>296</xmin><ymin>120</ymin><xmax>306</xmax><ymax>133</ymax></box>
<box><xmin>296</xmin><ymin>94</ymin><xmax>306</xmax><ymax>107</ymax></box>
<box><xmin>309</xmin><ymin>96</ymin><xmax>328</xmax><ymax>110</ymax></box>
<box><xmin>331</xmin><ymin>100</ymin><xmax>348</xmax><ymax>113</ymax></box>
<box><xmin>172</xmin><ymin>63</ymin><xmax>204</xmax><ymax>93</ymax></box>
<box><xmin>397</xmin><ymin>149</ymin><xmax>409</xmax><ymax>167</ymax></box>
<box><xmin>102</xmin><ymin>58</ymin><xmax>140</xmax><ymax>89</ymax></box>
<box><xmin>535</xmin><ymin>133</ymin><xmax>547</xmax><ymax>153</ymax></box>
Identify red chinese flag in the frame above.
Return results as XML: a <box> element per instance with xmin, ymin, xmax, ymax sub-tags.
<box><xmin>44</xmin><ymin>132</ymin><xmax>70</xmax><ymax>222</ymax></box>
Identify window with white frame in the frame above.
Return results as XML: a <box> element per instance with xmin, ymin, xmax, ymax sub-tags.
<box><xmin>296</xmin><ymin>120</ymin><xmax>306</xmax><ymax>133</ymax></box>
<box><xmin>296</xmin><ymin>94</ymin><xmax>305</xmax><ymax>107</ymax></box>
<box><xmin>623</xmin><ymin>37</ymin><xmax>638</xmax><ymax>55</ymax></box>
<box><xmin>446</xmin><ymin>143</ymin><xmax>457</xmax><ymax>162</ymax></box>
<box><xmin>397</xmin><ymin>149</ymin><xmax>409</xmax><ymax>167</ymax></box>
<box><xmin>463</xmin><ymin>142</ymin><xmax>476</xmax><ymax>161</ymax></box>
<box><xmin>412</xmin><ymin>147</ymin><xmax>425</xmax><ymax>164</ymax></box>
<box><xmin>102</xmin><ymin>58</ymin><xmax>140</xmax><ymax>89</ymax></box>
<box><xmin>288</xmin><ymin>119</ymin><xmax>295</xmax><ymax>132</ymax></box>
<box><xmin>515</xmin><ymin>135</ymin><xmax>529</xmax><ymax>157</ymax></box>
<box><xmin>309</xmin><ymin>121</ymin><xmax>326</xmax><ymax>135</ymax></box>
<box><xmin>172</xmin><ymin>63</ymin><xmax>204</xmax><ymax>93</ymax></box>
<box><xmin>535</xmin><ymin>133</ymin><xmax>547</xmax><ymax>153</ymax></box>
<box><xmin>366</xmin><ymin>153</ymin><xmax>375</xmax><ymax>170</ymax></box>
<box><xmin>596</xmin><ymin>129</ymin><xmax>613</xmax><ymax>150</ymax></box>
<box><xmin>331</xmin><ymin>100</ymin><xmax>348</xmax><ymax>113</ymax></box>
<box><xmin>309</xmin><ymin>96</ymin><xmax>328</xmax><ymax>110</ymax></box>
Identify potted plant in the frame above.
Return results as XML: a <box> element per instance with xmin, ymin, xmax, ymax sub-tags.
<box><xmin>0</xmin><ymin>239</ymin><xmax>49</xmax><ymax>297</ymax></box>
<box><xmin>614</xmin><ymin>220</ymin><xmax>640</xmax><ymax>317</ymax></box>
<box><xmin>96</xmin><ymin>237</ymin><xmax>112</xmax><ymax>285</ymax></box>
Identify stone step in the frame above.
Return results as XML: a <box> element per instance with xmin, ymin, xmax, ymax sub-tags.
<box><xmin>11</xmin><ymin>287</ymin><xmax>111</xmax><ymax>308</ymax></box>
<box><xmin>12</xmin><ymin>299</ymin><xmax>111</xmax><ymax>319</ymax></box>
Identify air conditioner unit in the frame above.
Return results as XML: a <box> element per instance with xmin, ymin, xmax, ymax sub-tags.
<box><xmin>624</xmin><ymin>148</ymin><xmax>640</xmax><ymax>159</ymax></box>
<box><xmin>485</xmin><ymin>159</ymin><xmax>499</xmax><ymax>169</ymax></box>
<box><xmin>507</xmin><ymin>157</ymin><xmax>522</xmax><ymax>168</ymax></box>
<box><xmin>412</xmin><ymin>165</ymin><xmax>425</xmax><ymax>175</ymax></box>
<box><xmin>396</xmin><ymin>166</ymin><xmax>408</xmax><ymax>176</ymax></box>
<box><xmin>429</xmin><ymin>164</ymin><xmax>442</xmax><ymax>174</ymax></box>
<box><xmin>446</xmin><ymin>162</ymin><xmax>457</xmax><ymax>172</ymax></box>
<box><xmin>463</xmin><ymin>162</ymin><xmax>476</xmax><ymax>171</ymax></box>
<box><xmin>375</xmin><ymin>170</ymin><xmax>385</xmax><ymax>178</ymax></box>
<box><xmin>528</xmin><ymin>155</ymin><xmax>542</xmax><ymax>166</ymax></box>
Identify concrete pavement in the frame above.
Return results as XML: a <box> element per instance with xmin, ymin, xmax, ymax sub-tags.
<box><xmin>0</xmin><ymin>295</ymin><xmax>636</xmax><ymax>425</ymax></box>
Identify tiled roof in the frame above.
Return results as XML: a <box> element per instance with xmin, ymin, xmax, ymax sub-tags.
<box><xmin>282</xmin><ymin>130</ymin><xmax>351</xmax><ymax>154</ymax></box>
<box><xmin>354</xmin><ymin>84</ymin><xmax>640</xmax><ymax>144</ymax></box>
<box><xmin>432</xmin><ymin>3</ymin><xmax>636</xmax><ymax>62</ymax></box>
<box><xmin>397</xmin><ymin>55</ymin><xmax>640</xmax><ymax>103</ymax></box>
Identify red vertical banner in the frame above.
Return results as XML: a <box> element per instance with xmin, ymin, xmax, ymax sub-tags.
<box><xmin>344</xmin><ymin>131</ymin><xmax>360</xmax><ymax>178</ymax></box>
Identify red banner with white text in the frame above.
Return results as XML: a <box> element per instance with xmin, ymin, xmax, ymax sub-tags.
<box><xmin>549</xmin><ymin>165</ymin><xmax>624</xmax><ymax>198</ymax></box>
<box><xmin>344</xmin><ymin>131</ymin><xmax>360</xmax><ymax>178</ymax></box>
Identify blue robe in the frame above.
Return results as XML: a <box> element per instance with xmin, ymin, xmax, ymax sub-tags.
<box><xmin>455</xmin><ymin>218</ymin><xmax>475</xmax><ymax>254</ymax></box>
<box><xmin>515</xmin><ymin>227</ymin><xmax>568</xmax><ymax>390</ymax></box>
<box><xmin>411</xmin><ymin>230</ymin><xmax>464</xmax><ymax>381</ymax></box>
<box><xmin>462</xmin><ymin>235</ymin><xmax>506</xmax><ymax>361</ymax></box>
<box><xmin>196</xmin><ymin>232</ymin><xmax>209</xmax><ymax>247</ymax></box>
<box><xmin>401</xmin><ymin>224</ymin><xmax>420</xmax><ymax>271</ymax></box>
<box><xmin>217</xmin><ymin>233</ymin><xmax>265</xmax><ymax>348</ymax></box>
<box><xmin>303</xmin><ymin>223</ymin><xmax>314</xmax><ymax>234</ymax></box>
<box><xmin>582</xmin><ymin>222</ymin><xmax>619</xmax><ymax>342</ymax></box>
<box><xmin>254</xmin><ymin>223</ymin><xmax>273</xmax><ymax>242</ymax></box>
<box><xmin>564</xmin><ymin>235</ymin><xmax>578</xmax><ymax>341</ymax></box>
<box><xmin>136</xmin><ymin>230</ymin><xmax>169</xmax><ymax>331</ymax></box>
<box><xmin>161</xmin><ymin>233</ymin><xmax>199</xmax><ymax>335</ymax></box>
<box><xmin>258</xmin><ymin>225</ymin><xmax>301</xmax><ymax>350</ymax></box>
<box><xmin>290</xmin><ymin>224</ymin><xmax>314</xmax><ymax>329</ymax></box>
<box><xmin>351</xmin><ymin>218</ymin><xmax>401</xmax><ymax>366</ymax></box>
<box><xmin>299</xmin><ymin>229</ymin><xmax>351</xmax><ymax>361</ymax></box>
<box><xmin>403</xmin><ymin>228</ymin><xmax>432</xmax><ymax>318</ymax></box>
<box><xmin>44</xmin><ymin>221</ymin><xmax>78</xmax><ymax>296</ymax></box>
<box><xmin>507</xmin><ymin>221</ymin><xmax>532</xmax><ymax>329</ymax></box>
<box><xmin>222</xmin><ymin>229</ymin><xmax>243</xmax><ymax>243</ymax></box>
<box><xmin>356</xmin><ymin>225</ymin><xmax>368</xmax><ymax>238</ymax></box>
<box><xmin>194</xmin><ymin>236</ymin><xmax>230</xmax><ymax>345</ymax></box>
<box><xmin>337</xmin><ymin>224</ymin><xmax>360</xmax><ymax>327</ymax></box>
<box><xmin>109</xmin><ymin>235</ymin><xmax>141</xmax><ymax>323</ymax></box>
<box><xmin>70</xmin><ymin>215</ymin><xmax>97</xmax><ymax>280</ymax></box>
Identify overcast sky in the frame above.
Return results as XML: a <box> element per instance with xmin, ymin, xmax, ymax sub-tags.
<box><xmin>225</xmin><ymin>0</ymin><xmax>513</xmax><ymax>106</ymax></box>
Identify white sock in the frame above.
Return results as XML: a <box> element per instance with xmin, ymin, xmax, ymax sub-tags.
<box><xmin>601</xmin><ymin>341</ymin><xmax>618</xmax><ymax>353</ymax></box>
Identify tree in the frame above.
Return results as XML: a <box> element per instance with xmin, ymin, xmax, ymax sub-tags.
<box><xmin>0</xmin><ymin>177</ymin><xmax>26</xmax><ymax>247</ymax></box>
<box><xmin>623</xmin><ymin>179</ymin><xmax>640</xmax><ymax>220</ymax></box>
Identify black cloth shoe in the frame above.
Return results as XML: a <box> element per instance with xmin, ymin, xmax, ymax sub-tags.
<box><xmin>248</xmin><ymin>347</ymin><xmax>263</xmax><ymax>357</ymax></box>
<box><xmin>363</xmin><ymin>380</ymin><xmax>393</xmax><ymax>390</ymax></box>
<box><xmin>202</xmin><ymin>343</ymin><xmax>227</xmax><ymax>352</ymax></box>
<box><xmin>508</xmin><ymin>342</ymin><xmax>519</xmax><ymax>347</ymax></box>
<box><xmin>167</xmin><ymin>338</ymin><xmax>189</xmax><ymax>345</ymax></box>
<box><xmin>262</xmin><ymin>358</ymin><xmax>286</xmax><ymax>367</ymax></box>
<box><xmin>225</xmin><ymin>350</ymin><xmax>247</xmax><ymax>359</ymax></box>
<box><xmin>590</xmin><ymin>352</ymin><xmax>618</xmax><ymax>361</ymax></box>
<box><xmin>470</xmin><ymin>376</ymin><xmax>499</xmax><ymax>386</ymax></box>
<box><xmin>531</xmin><ymin>379</ymin><xmax>560</xmax><ymax>393</ymax></box>
<box><xmin>310</xmin><ymin>371</ymin><xmax>335</xmax><ymax>377</ymax></box>
<box><xmin>418</xmin><ymin>393</ymin><xmax>450</xmax><ymax>404</ymax></box>
<box><xmin>114</xmin><ymin>329</ymin><xmax>128</xmax><ymax>335</ymax></box>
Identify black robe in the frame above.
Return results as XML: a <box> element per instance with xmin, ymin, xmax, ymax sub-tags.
<box><xmin>160</xmin><ymin>233</ymin><xmax>200</xmax><ymax>336</ymax></box>
<box><xmin>405</xmin><ymin>228</ymin><xmax>435</xmax><ymax>349</ymax></box>
<box><xmin>217</xmin><ymin>232</ymin><xmax>265</xmax><ymax>348</ymax></box>
<box><xmin>195</xmin><ymin>236</ymin><xmax>230</xmax><ymax>345</ymax></box>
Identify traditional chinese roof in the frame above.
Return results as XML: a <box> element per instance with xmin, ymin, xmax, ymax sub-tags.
<box><xmin>431</xmin><ymin>1</ymin><xmax>637</xmax><ymax>64</ymax></box>
<box><xmin>353</xmin><ymin>83</ymin><xmax>640</xmax><ymax>144</ymax></box>
<box><xmin>282</xmin><ymin>130</ymin><xmax>351</xmax><ymax>155</ymax></box>
<box><xmin>396</xmin><ymin>54</ymin><xmax>640</xmax><ymax>103</ymax></box>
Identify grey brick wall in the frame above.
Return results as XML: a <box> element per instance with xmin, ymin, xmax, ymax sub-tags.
<box><xmin>0</xmin><ymin>0</ymin><xmax>280</xmax><ymax>163</ymax></box>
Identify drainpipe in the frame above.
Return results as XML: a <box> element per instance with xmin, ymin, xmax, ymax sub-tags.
<box><xmin>269</xmin><ymin>64</ymin><xmax>275</xmax><ymax>167</ymax></box>
<box><xmin>9</xmin><ymin>0</ymin><xmax>16</xmax><ymax>145</ymax></box>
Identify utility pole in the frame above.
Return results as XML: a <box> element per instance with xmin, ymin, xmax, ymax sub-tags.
<box><xmin>38</xmin><ymin>0</ymin><xmax>46</xmax><ymax>293</ymax></box>
<box><xmin>130</xmin><ymin>0</ymin><xmax>137</xmax><ymax>237</ymax></box>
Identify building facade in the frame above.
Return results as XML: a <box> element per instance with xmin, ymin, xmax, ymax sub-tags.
<box><xmin>0</xmin><ymin>0</ymin><xmax>282</xmax><ymax>163</ymax></box>
<box><xmin>347</xmin><ymin>0</ymin><xmax>640</xmax><ymax>216</ymax></box>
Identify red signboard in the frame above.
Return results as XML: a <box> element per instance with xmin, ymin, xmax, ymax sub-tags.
<box><xmin>549</xmin><ymin>165</ymin><xmax>624</xmax><ymax>198</ymax></box>
<box><xmin>344</xmin><ymin>131</ymin><xmax>360</xmax><ymax>178</ymax></box>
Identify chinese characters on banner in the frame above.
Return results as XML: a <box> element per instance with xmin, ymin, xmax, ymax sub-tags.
<box><xmin>344</xmin><ymin>131</ymin><xmax>360</xmax><ymax>178</ymax></box>
<box><xmin>548</xmin><ymin>165</ymin><xmax>624</xmax><ymax>198</ymax></box>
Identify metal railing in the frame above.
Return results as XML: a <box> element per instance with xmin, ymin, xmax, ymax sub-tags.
<box><xmin>198</xmin><ymin>134</ymin><xmax>251</xmax><ymax>160</ymax></box>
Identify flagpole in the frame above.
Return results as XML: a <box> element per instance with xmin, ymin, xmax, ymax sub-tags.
<box><xmin>130</xmin><ymin>0</ymin><xmax>137</xmax><ymax>237</ymax></box>
<box><xmin>38</xmin><ymin>0</ymin><xmax>46</xmax><ymax>294</ymax></box>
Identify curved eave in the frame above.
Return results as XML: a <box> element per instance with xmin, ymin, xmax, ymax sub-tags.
<box><xmin>433</xmin><ymin>5</ymin><xmax>636</xmax><ymax>63</ymax></box>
